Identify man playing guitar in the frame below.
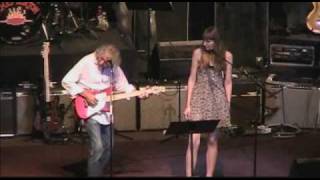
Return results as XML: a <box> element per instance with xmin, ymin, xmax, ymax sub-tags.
<box><xmin>61</xmin><ymin>43</ymin><xmax>149</xmax><ymax>177</ymax></box>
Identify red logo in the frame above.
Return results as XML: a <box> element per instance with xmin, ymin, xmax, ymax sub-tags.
<box><xmin>0</xmin><ymin>2</ymin><xmax>40</xmax><ymax>26</ymax></box>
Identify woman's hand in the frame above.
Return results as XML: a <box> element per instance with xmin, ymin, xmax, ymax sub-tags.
<box><xmin>184</xmin><ymin>106</ymin><xmax>191</xmax><ymax>120</ymax></box>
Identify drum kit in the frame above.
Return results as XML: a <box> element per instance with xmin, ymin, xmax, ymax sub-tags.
<box><xmin>0</xmin><ymin>2</ymin><xmax>110</xmax><ymax>45</ymax></box>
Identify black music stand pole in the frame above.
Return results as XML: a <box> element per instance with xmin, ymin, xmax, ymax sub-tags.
<box><xmin>160</xmin><ymin>80</ymin><xmax>182</xmax><ymax>143</ymax></box>
<box><xmin>164</xmin><ymin>120</ymin><xmax>219</xmax><ymax>177</ymax></box>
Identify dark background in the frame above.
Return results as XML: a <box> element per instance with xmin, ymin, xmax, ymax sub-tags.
<box><xmin>0</xmin><ymin>2</ymin><xmax>319</xmax><ymax>88</ymax></box>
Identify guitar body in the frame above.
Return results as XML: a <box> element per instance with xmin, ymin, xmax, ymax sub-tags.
<box><xmin>306</xmin><ymin>2</ymin><xmax>320</xmax><ymax>34</ymax></box>
<box><xmin>74</xmin><ymin>88</ymin><xmax>113</xmax><ymax>120</ymax></box>
<box><xmin>46</xmin><ymin>96</ymin><xmax>64</xmax><ymax>133</ymax></box>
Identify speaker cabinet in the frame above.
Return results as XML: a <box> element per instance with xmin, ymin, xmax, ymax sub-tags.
<box><xmin>12</xmin><ymin>88</ymin><xmax>138</xmax><ymax>135</ymax></box>
<box><xmin>230</xmin><ymin>94</ymin><xmax>260</xmax><ymax>128</ymax></box>
<box><xmin>16</xmin><ymin>91</ymin><xmax>35</xmax><ymax>135</ymax></box>
<box><xmin>265</xmin><ymin>85</ymin><xmax>320</xmax><ymax>129</ymax></box>
<box><xmin>0</xmin><ymin>90</ymin><xmax>16</xmax><ymax>136</ymax></box>
<box><xmin>113</xmin><ymin>98</ymin><xmax>137</xmax><ymax>131</ymax></box>
<box><xmin>140</xmin><ymin>85</ymin><xmax>187</xmax><ymax>130</ymax></box>
<box><xmin>15</xmin><ymin>90</ymin><xmax>77</xmax><ymax>135</ymax></box>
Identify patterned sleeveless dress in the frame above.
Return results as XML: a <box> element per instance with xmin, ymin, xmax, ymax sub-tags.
<box><xmin>189</xmin><ymin>65</ymin><xmax>231</xmax><ymax>128</ymax></box>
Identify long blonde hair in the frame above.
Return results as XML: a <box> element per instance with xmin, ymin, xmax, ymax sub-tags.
<box><xmin>198</xmin><ymin>26</ymin><xmax>226</xmax><ymax>71</ymax></box>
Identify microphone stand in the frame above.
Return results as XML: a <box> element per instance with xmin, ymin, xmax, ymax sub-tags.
<box><xmin>108</xmin><ymin>62</ymin><xmax>134</xmax><ymax>177</ymax></box>
<box><xmin>238</xmin><ymin>66</ymin><xmax>266</xmax><ymax>177</ymax></box>
<box><xmin>108</xmin><ymin>62</ymin><xmax>133</xmax><ymax>140</ymax></box>
<box><xmin>109</xmin><ymin>63</ymin><xmax>115</xmax><ymax>177</ymax></box>
<box><xmin>217</xmin><ymin>51</ymin><xmax>266</xmax><ymax>177</ymax></box>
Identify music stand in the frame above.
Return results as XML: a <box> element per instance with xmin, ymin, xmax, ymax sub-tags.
<box><xmin>164</xmin><ymin>120</ymin><xmax>219</xmax><ymax>177</ymax></box>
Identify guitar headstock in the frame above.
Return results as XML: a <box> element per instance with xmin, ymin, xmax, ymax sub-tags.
<box><xmin>41</xmin><ymin>42</ymin><xmax>50</xmax><ymax>60</ymax></box>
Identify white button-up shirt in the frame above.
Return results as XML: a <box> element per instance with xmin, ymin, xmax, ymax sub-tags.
<box><xmin>61</xmin><ymin>52</ymin><xmax>135</xmax><ymax>125</ymax></box>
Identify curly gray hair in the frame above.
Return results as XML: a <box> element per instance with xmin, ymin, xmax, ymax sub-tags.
<box><xmin>95</xmin><ymin>43</ymin><xmax>121</xmax><ymax>66</ymax></box>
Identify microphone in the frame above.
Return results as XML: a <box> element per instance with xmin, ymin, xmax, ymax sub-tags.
<box><xmin>107</xmin><ymin>60</ymin><xmax>113</xmax><ymax>68</ymax></box>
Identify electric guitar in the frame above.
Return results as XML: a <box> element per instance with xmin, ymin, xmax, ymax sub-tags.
<box><xmin>306</xmin><ymin>2</ymin><xmax>320</xmax><ymax>34</ymax></box>
<box><xmin>41</xmin><ymin>42</ymin><xmax>51</xmax><ymax>104</ymax></box>
<box><xmin>74</xmin><ymin>86</ymin><xmax>166</xmax><ymax>120</ymax></box>
<box><xmin>40</xmin><ymin>42</ymin><xmax>63</xmax><ymax>133</ymax></box>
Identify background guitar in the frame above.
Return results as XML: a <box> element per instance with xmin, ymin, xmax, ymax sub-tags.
<box><xmin>306</xmin><ymin>2</ymin><xmax>320</xmax><ymax>34</ymax></box>
<box><xmin>40</xmin><ymin>42</ymin><xmax>66</xmax><ymax>135</ymax></box>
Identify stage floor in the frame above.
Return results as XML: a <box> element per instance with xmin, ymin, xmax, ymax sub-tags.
<box><xmin>1</xmin><ymin>129</ymin><xmax>320</xmax><ymax>177</ymax></box>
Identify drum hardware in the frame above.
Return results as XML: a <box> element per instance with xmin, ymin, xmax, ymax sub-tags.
<box><xmin>0</xmin><ymin>2</ymin><xmax>111</xmax><ymax>44</ymax></box>
<box><xmin>42</xmin><ymin>2</ymin><xmax>79</xmax><ymax>38</ymax></box>
<box><xmin>63</xmin><ymin>2</ymin><xmax>79</xmax><ymax>34</ymax></box>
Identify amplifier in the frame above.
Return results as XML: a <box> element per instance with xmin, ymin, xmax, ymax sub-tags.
<box><xmin>265</xmin><ymin>85</ymin><xmax>320</xmax><ymax>129</ymax></box>
<box><xmin>157</xmin><ymin>40</ymin><xmax>201</xmax><ymax>81</ymax></box>
<box><xmin>158</xmin><ymin>40</ymin><xmax>201</xmax><ymax>61</ymax></box>
<box><xmin>269</xmin><ymin>37</ymin><xmax>320</xmax><ymax>68</ymax></box>
<box><xmin>0</xmin><ymin>90</ymin><xmax>16</xmax><ymax>137</ymax></box>
<box><xmin>270</xmin><ymin>44</ymin><xmax>316</xmax><ymax>67</ymax></box>
<box><xmin>15</xmin><ymin>90</ymin><xmax>77</xmax><ymax>135</ymax></box>
<box><xmin>140</xmin><ymin>85</ymin><xmax>187</xmax><ymax>130</ymax></box>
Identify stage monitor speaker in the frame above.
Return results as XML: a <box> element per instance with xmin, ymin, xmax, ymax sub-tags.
<box><xmin>265</xmin><ymin>85</ymin><xmax>320</xmax><ymax>129</ymax></box>
<box><xmin>113</xmin><ymin>97</ymin><xmax>137</xmax><ymax>131</ymax></box>
<box><xmin>140</xmin><ymin>85</ymin><xmax>187</xmax><ymax>130</ymax></box>
<box><xmin>0</xmin><ymin>90</ymin><xmax>16</xmax><ymax>137</ymax></box>
<box><xmin>289</xmin><ymin>158</ymin><xmax>320</xmax><ymax>177</ymax></box>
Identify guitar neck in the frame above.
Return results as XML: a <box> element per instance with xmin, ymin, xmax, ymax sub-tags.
<box><xmin>108</xmin><ymin>90</ymin><xmax>145</xmax><ymax>102</ymax></box>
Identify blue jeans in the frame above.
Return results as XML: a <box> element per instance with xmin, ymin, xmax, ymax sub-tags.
<box><xmin>85</xmin><ymin>120</ymin><xmax>113</xmax><ymax>177</ymax></box>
